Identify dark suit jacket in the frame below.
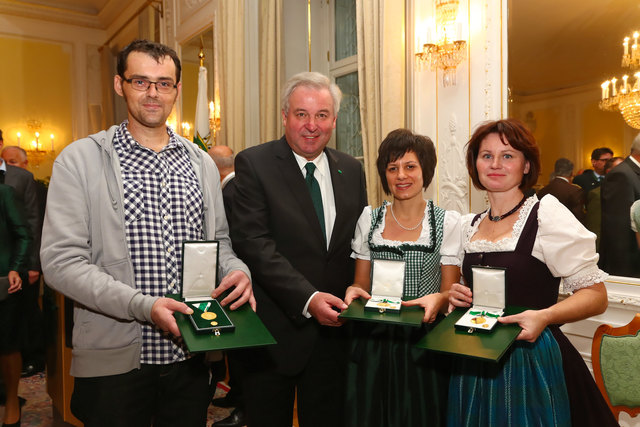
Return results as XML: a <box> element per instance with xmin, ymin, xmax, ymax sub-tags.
<box><xmin>231</xmin><ymin>137</ymin><xmax>367</xmax><ymax>375</ymax></box>
<box><xmin>0</xmin><ymin>184</ymin><xmax>31</xmax><ymax>276</ymax></box>
<box><xmin>573</xmin><ymin>169</ymin><xmax>602</xmax><ymax>193</ymax></box>
<box><xmin>537</xmin><ymin>177</ymin><xmax>585</xmax><ymax>222</ymax></box>
<box><xmin>221</xmin><ymin>176</ymin><xmax>236</xmax><ymax>229</ymax></box>
<box><xmin>3</xmin><ymin>164</ymin><xmax>40</xmax><ymax>270</ymax></box>
<box><xmin>600</xmin><ymin>157</ymin><xmax>640</xmax><ymax>276</ymax></box>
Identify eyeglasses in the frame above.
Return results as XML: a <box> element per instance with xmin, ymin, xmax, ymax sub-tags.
<box><xmin>123</xmin><ymin>77</ymin><xmax>177</xmax><ymax>94</ymax></box>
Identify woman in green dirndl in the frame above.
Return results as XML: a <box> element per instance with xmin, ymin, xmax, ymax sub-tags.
<box><xmin>343</xmin><ymin>129</ymin><xmax>462</xmax><ymax>427</ymax></box>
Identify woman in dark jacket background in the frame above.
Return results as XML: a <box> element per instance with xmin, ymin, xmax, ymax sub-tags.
<box><xmin>0</xmin><ymin>183</ymin><xmax>31</xmax><ymax>426</ymax></box>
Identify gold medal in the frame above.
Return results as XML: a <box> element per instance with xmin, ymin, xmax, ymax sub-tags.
<box><xmin>201</xmin><ymin>312</ymin><xmax>217</xmax><ymax>320</ymax></box>
<box><xmin>211</xmin><ymin>321</ymin><xmax>218</xmax><ymax>326</ymax></box>
<box><xmin>377</xmin><ymin>302</ymin><xmax>391</xmax><ymax>308</ymax></box>
<box><xmin>471</xmin><ymin>316</ymin><xmax>486</xmax><ymax>324</ymax></box>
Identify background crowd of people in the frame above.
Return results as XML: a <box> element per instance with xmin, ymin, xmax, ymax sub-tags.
<box><xmin>539</xmin><ymin>142</ymin><xmax>640</xmax><ymax>278</ymax></box>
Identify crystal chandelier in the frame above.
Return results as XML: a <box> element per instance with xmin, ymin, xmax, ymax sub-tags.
<box><xmin>600</xmin><ymin>31</ymin><xmax>640</xmax><ymax>129</ymax></box>
<box><xmin>415</xmin><ymin>0</ymin><xmax>467</xmax><ymax>87</ymax></box>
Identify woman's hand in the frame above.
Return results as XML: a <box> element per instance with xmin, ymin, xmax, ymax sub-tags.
<box><xmin>498</xmin><ymin>309</ymin><xmax>550</xmax><ymax>342</ymax></box>
<box><xmin>448</xmin><ymin>282</ymin><xmax>473</xmax><ymax>313</ymax></box>
<box><xmin>403</xmin><ymin>293</ymin><xmax>445</xmax><ymax>323</ymax></box>
<box><xmin>7</xmin><ymin>271</ymin><xmax>22</xmax><ymax>294</ymax></box>
<box><xmin>344</xmin><ymin>285</ymin><xmax>371</xmax><ymax>306</ymax></box>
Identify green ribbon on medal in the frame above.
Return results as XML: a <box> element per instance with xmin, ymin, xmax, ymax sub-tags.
<box><xmin>469</xmin><ymin>310</ymin><xmax>500</xmax><ymax>318</ymax></box>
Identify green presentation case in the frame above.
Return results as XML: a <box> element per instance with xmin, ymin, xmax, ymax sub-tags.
<box><xmin>363</xmin><ymin>259</ymin><xmax>405</xmax><ymax>313</ymax></box>
<box><xmin>415</xmin><ymin>306</ymin><xmax>527</xmax><ymax>363</ymax></box>
<box><xmin>185</xmin><ymin>298</ymin><xmax>234</xmax><ymax>334</ymax></box>
<box><xmin>180</xmin><ymin>240</ymin><xmax>225</xmax><ymax>334</ymax></box>
<box><xmin>339</xmin><ymin>297</ymin><xmax>424</xmax><ymax>327</ymax></box>
<box><xmin>168</xmin><ymin>293</ymin><xmax>276</xmax><ymax>353</ymax></box>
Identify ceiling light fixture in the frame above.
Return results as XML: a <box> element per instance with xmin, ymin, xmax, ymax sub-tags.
<box><xmin>600</xmin><ymin>31</ymin><xmax>640</xmax><ymax>129</ymax></box>
<box><xmin>415</xmin><ymin>0</ymin><xmax>467</xmax><ymax>87</ymax></box>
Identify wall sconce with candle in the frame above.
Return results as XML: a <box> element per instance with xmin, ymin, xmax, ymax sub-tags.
<box><xmin>165</xmin><ymin>107</ymin><xmax>178</xmax><ymax>133</ymax></box>
<box><xmin>14</xmin><ymin>120</ymin><xmax>56</xmax><ymax>167</ymax></box>
<box><xmin>181</xmin><ymin>122</ymin><xmax>192</xmax><ymax>140</ymax></box>
<box><xmin>209</xmin><ymin>101</ymin><xmax>221</xmax><ymax>145</ymax></box>
<box><xmin>415</xmin><ymin>0</ymin><xmax>467</xmax><ymax>87</ymax></box>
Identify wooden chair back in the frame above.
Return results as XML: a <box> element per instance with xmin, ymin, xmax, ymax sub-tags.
<box><xmin>591</xmin><ymin>313</ymin><xmax>640</xmax><ymax>421</ymax></box>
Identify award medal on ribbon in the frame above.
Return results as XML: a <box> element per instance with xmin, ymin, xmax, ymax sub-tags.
<box><xmin>469</xmin><ymin>310</ymin><xmax>499</xmax><ymax>327</ymax></box>
<box><xmin>377</xmin><ymin>299</ymin><xmax>392</xmax><ymax>308</ymax></box>
<box><xmin>195</xmin><ymin>302</ymin><xmax>217</xmax><ymax>320</ymax></box>
<box><xmin>202</xmin><ymin>312</ymin><xmax>217</xmax><ymax>320</ymax></box>
<box><xmin>471</xmin><ymin>316</ymin><xmax>486</xmax><ymax>324</ymax></box>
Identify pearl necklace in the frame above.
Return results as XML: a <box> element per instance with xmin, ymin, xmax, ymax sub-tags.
<box><xmin>390</xmin><ymin>202</ymin><xmax>425</xmax><ymax>231</ymax></box>
<box><xmin>488</xmin><ymin>195</ymin><xmax>527</xmax><ymax>222</ymax></box>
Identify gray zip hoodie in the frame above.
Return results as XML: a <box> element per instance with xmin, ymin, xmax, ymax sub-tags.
<box><xmin>41</xmin><ymin>125</ymin><xmax>250</xmax><ymax>377</ymax></box>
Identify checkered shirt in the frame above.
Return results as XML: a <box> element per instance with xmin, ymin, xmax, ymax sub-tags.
<box><xmin>368</xmin><ymin>200</ymin><xmax>446</xmax><ymax>298</ymax></box>
<box><xmin>113</xmin><ymin>121</ymin><xmax>204</xmax><ymax>364</ymax></box>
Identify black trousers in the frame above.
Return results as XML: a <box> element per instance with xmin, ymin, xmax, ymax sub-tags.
<box><xmin>243</xmin><ymin>334</ymin><xmax>346</xmax><ymax>427</ymax></box>
<box><xmin>21</xmin><ymin>280</ymin><xmax>45</xmax><ymax>366</ymax></box>
<box><xmin>71</xmin><ymin>355</ymin><xmax>210</xmax><ymax>427</ymax></box>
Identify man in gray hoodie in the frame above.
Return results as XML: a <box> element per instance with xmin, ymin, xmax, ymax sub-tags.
<box><xmin>41</xmin><ymin>39</ymin><xmax>253</xmax><ymax>427</ymax></box>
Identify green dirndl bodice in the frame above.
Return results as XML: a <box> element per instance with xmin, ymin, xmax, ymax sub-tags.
<box><xmin>345</xmin><ymin>200</ymin><xmax>450</xmax><ymax>427</ymax></box>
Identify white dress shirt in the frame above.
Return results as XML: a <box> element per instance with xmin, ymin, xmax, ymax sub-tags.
<box><xmin>292</xmin><ymin>150</ymin><xmax>337</xmax><ymax>317</ymax></box>
<box><xmin>292</xmin><ymin>151</ymin><xmax>336</xmax><ymax>248</ymax></box>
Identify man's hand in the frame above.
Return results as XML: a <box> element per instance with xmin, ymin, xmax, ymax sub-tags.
<box><xmin>28</xmin><ymin>270</ymin><xmax>40</xmax><ymax>285</ymax></box>
<box><xmin>7</xmin><ymin>271</ymin><xmax>22</xmax><ymax>294</ymax></box>
<box><xmin>308</xmin><ymin>292</ymin><xmax>347</xmax><ymax>327</ymax></box>
<box><xmin>151</xmin><ymin>297</ymin><xmax>194</xmax><ymax>336</ymax></box>
<box><xmin>211</xmin><ymin>270</ymin><xmax>255</xmax><ymax>311</ymax></box>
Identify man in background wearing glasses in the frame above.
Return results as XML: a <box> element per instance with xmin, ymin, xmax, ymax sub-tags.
<box><xmin>41</xmin><ymin>39</ymin><xmax>253</xmax><ymax>427</ymax></box>
<box><xmin>573</xmin><ymin>147</ymin><xmax>614</xmax><ymax>193</ymax></box>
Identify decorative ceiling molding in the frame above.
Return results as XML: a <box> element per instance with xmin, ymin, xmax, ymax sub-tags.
<box><xmin>0</xmin><ymin>1</ymin><xmax>100</xmax><ymax>27</ymax></box>
<box><xmin>0</xmin><ymin>0</ymin><xmax>131</xmax><ymax>29</ymax></box>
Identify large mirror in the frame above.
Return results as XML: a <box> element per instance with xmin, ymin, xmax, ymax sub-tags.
<box><xmin>508</xmin><ymin>0</ymin><xmax>640</xmax><ymax>279</ymax></box>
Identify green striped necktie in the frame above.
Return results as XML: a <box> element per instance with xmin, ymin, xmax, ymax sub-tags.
<box><xmin>304</xmin><ymin>162</ymin><xmax>325</xmax><ymax>241</ymax></box>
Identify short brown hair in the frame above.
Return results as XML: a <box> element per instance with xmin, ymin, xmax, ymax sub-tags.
<box><xmin>377</xmin><ymin>129</ymin><xmax>437</xmax><ymax>195</ymax></box>
<box><xmin>466</xmin><ymin>118</ymin><xmax>540</xmax><ymax>191</ymax></box>
<box><xmin>117</xmin><ymin>39</ymin><xmax>182</xmax><ymax>83</ymax></box>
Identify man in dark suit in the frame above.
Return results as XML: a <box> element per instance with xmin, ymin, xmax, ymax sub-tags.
<box><xmin>209</xmin><ymin>145</ymin><xmax>246</xmax><ymax>427</ymax></box>
<box><xmin>231</xmin><ymin>72</ymin><xmax>367</xmax><ymax>426</ymax></box>
<box><xmin>573</xmin><ymin>147</ymin><xmax>613</xmax><ymax>193</ymax></box>
<box><xmin>209</xmin><ymin>145</ymin><xmax>236</xmax><ymax>223</ymax></box>
<box><xmin>600</xmin><ymin>135</ymin><xmax>640</xmax><ymax>277</ymax></box>
<box><xmin>538</xmin><ymin>157</ymin><xmax>585</xmax><ymax>222</ymax></box>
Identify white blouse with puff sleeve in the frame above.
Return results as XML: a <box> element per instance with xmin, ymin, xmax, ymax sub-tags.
<box><xmin>463</xmin><ymin>194</ymin><xmax>607</xmax><ymax>293</ymax></box>
<box><xmin>350</xmin><ymin>202</ymin><xmax>462</xmax><ymax>267</ymax></box>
